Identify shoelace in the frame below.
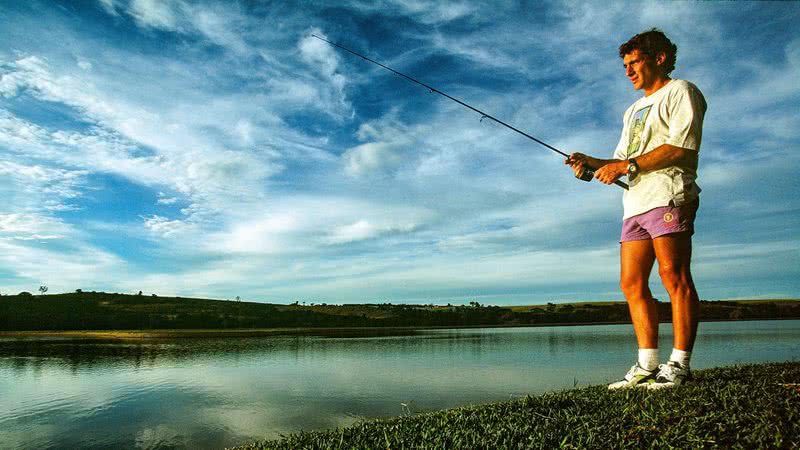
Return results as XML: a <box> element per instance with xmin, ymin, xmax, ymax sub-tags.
<box><xmin>657</xmin><ymin>363</ymin><xmax>677</xmax><ymax>381</ymax></box>
<box><xmin>625</xmin><ymin>363</ymin><xmax>650</xmax><ymax>381</ymax></box>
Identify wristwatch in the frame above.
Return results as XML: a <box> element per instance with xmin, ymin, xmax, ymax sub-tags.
<box><xmin>627</xmin><ymin>158</ymin><xmax>640</xmax><ymax>176</ymax></box>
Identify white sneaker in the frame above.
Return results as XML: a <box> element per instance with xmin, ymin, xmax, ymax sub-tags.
<box><xmin>608</xmin><ymin>363</ymin><xmax>657</xmax><ymax>390</ymax></box>
<box><xmin>646</xmin><ymin>361</ymin><xmax>691</xmax><ymax>390</ymax></box>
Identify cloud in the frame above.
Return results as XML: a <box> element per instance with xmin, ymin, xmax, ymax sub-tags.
<box><xmin>157</xmin><ymin>193</ymin><xmax>178</xmax><ymax>205</ymax></box>
<box><xmin>204</xmin><ymin>195</ymin><xmax>427</xmax><ymax>256</ymax></box>
<box><xmin>0</xmin><ymin>213</ymin><xmax>70</xmax><ymax>241</ymax></box>
<box><xmin>391</xmin><ymin>0</ymin><xmax>477</xmax><ymax>24</ymax></box>
<box><xmin>143</xmin><ymin>215</ymin><xmax>194</xmax><ymax>238</ymax></box>
<box><xmin>327</xmin><ymin>220</ymin><xmax>415</xmax><ymax>245</ymax></box>
<box><xmin>348</xmin><ymin>0</ymin><xmax>479</xmax><ymax>25</ymax></box>
<box><xmin>112</xmin><ymin>0</ymin><xmax>250</xmax><ymax>54</ymax></box>
<box><xmin>0</xmin><ymin>229</ymin><xmax>127</xmax><ymax>293</ymax></box>
<box><xmin>343</xmin><ymin>141</ymin><xmax>403</xmax><ymax>177</ymax></box>
<box><xmin>0</xmin><ymin>54</ymin><xmax>286</xmax><ymax>229</ymax></box>
<box><xmin>341</xmin><ymin>113</ymin><xmax>421</xmax><ymax>177</ymax></box>
<box><xmin>97</xmin><ymin>0</ymin><xmax>119</xmax><ymax>16</ymax></box>
<box><xmin>298</xmin><ymin>30</ymin><xmax>350</xmax><ymax>116</ymax></box>
<box><xmin>128</xmin><ymin>0</ymin><xmax>180</xmax><ymax>30</ymax></box>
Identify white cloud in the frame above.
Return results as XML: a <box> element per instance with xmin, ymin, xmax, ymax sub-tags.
<box><xmin>143</xmin><ymin>215</ymin><xmax>194</xmax><ymax>238</ymax></box>
<box><xmin>298</xmin><ymin>30</ymin><xmax>350</xmax><ymax>116</ymax></box>
<box><xmin>0</xmin><ymin>213</ymin><xmax>70</xmax><ymax>241</ymax></box>
<box><xmin>204</xmin><ymin>196</ymin><xmax>428</xmax><ymax>256</ymax></box>
<box><xmin>299</xmin><ymin>31</ymin><xmax>344</xmax><ymax>89</ymax></box>
<box><xmin>0</xmin><ymin>159</ymin><xmax>87</xmax><ymax>213</ymax></box>
<box><xmin>343</xmin><ymin>141</ymin><xmax>403</xmax><ymax>177</ymax></box>
<box><xmin>77</xmin><ymin>58</ymin><xmax>93</xmax><ymax>71</ymax></box>
<box><xmin>97</xmin><ymin>0</ymin><xmax>120</xmax><ymax>16</ymax></box>
<box><xmin>0</xmin><ymin>56</ymin><xmax>288</xmax><ymax>230</ymax></box>
<box><xmin>0</xmin><ymin>229</ymin><xmax>127</xmax><ymax>293</ymax></box>
<box><xmin>327</xmin><ymin>220</ymin><xmax>415</xmax><ymax>245</ymax></box>
<box><xmin>113</xmin><ymin>0</ymin><xmax>250</xmax><ymax>54</ymax></box>
<box><xmin>157</xmin><ymin>192</ymin><xmax>178</xmax><ymax>205</ymax></box>
<box><xmin>187</xmin><ymin>4</ymin><xmax>249</xmax><ymax>55</ymax></box>
<box><xmin>128</xmin><ymin>0</ymin><xmax>181</xmax><ymax>31</ymax></box>
<box><xmin>341</xmin><ymin>115</ymin><xmax>417</xmax><ymax>177</ymax></box>
<box><xmin>350</xmin><ymin>0</ymin><xmax>479</xmax><ymax>25</ymax></box>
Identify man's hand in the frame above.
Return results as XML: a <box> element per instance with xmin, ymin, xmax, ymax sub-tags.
<box><xmin>565</xmin><ymin>152</ymin><xmax>591</xmax><ymax>179</ymax></box>
<box><xmin>594</xmin><ymin>160</ymin><xmax>628</xmax><ymax>184</ymax></box>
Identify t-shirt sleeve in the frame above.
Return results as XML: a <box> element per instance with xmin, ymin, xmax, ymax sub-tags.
<box><xmin>667</xmin><ymin>83</ymin><xmax>707</xmax><ymax>151</ymax></box>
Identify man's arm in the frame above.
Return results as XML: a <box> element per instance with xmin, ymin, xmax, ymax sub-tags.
<box><xmin>591</xmin><ymin>144</ymin><xmax>698</xmax><ymax>184</ymax></box>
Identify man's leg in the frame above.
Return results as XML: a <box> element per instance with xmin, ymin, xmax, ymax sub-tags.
<box><xmin>645</xmin><ymin>231</ymin><xmax>699</xmax><ymax>389</ymax></box>
<box><xmin>620</xmin><ymin>239</ymin><xmax>658</xmax><ymax>349</ymax></box>
<box><xmin>653</xmin><ymin>232</ymin><xmax>699</xmax><ymax>352</ymax></box>
<box><xmin>607</xmin><ymin>239</ymin><xmax>659</xmax><ymax>389</ymax></box>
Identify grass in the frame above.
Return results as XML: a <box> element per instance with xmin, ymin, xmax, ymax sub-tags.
<box><xmin>230</xmin><ymin>362</ymin><xmax>800</xmax><ymax>449</ymax></box>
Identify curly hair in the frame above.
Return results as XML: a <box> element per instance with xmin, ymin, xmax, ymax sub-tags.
<box><xmin>619</xmin><ymin>28</ymin><xmax>677</xmax><ymax>76</ymax></box>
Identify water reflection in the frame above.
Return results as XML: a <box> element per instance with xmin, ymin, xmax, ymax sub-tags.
<box><xmin>1</xmin><ymin>321</ymin><xmax>798</xmax><ymax>450</ymax></box>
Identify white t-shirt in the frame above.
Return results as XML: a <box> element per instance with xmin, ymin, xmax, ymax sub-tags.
<box><xmin>612</xmin><ymin>79</ymin><xmax>707</xmax><ymax>219</ymax></box>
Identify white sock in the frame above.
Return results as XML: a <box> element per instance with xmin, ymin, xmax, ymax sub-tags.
<box><xmin>638</xmin><ymin>348</ymin><xmax>659</xmax><ymax>371</ymax></box>
<box><xmin>670</xmin><ymin>348</ymin><xmax>691</xmax><ymax>367</ymax></box>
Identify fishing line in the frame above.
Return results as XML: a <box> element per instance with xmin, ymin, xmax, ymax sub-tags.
<box><xmin>311</xmin><ymin>34</ymin><xmax>628</xmax><ymax>190</ymax></box>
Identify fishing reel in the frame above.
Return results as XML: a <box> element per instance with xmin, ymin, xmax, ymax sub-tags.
<box><xmin>575</xmin><ymin>165</ymin><xmax>594</xmax><ymax>182</ymax></box>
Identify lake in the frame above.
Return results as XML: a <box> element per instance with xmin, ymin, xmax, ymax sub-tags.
<box><xmin>2</xmin><ymin>320</ymin><xmax>799</xmax><ymax>449</ymax></box>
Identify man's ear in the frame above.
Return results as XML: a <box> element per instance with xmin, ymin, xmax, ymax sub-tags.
<box><xmin>655</xmin><ymin>52</ymin><xmax>667</xmax><ymax>67</ymax></box>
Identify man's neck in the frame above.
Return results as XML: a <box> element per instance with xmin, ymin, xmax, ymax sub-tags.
<box><xmin>644</xmin><ymin>77</ymin><xmax>672</xmax><ymax>97</ymax></box>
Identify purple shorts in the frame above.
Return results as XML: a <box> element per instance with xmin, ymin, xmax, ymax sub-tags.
<box><xmin>620</xmin><ymin>199</ymin><xmax>699</xmax><ymax>242</ymax></box>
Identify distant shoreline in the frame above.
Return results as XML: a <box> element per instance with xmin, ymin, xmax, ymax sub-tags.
<box><xmin>3</xmin><ymin>293</ymin><xmax>798</xmax><ymax>338</ymax></box>
<box><xmin>2</xmin><ymin>317</ymin><xmax>797</xmax><ymax>340</ymax></box>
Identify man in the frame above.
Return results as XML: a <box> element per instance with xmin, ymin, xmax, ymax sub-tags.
<box><xmin>566</xmin><ymin>29</ymin><xmax>706</xmax><ymax>390</ymax></box>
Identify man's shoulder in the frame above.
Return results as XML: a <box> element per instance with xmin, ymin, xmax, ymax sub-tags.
<box><xmin>667</xmin><ymin>79</ymin><xmax>703</xmax><ymax>96</ymax></box>
<box><xmin>666</xmin><ymin>80</ymin><xmax>707</xmax><ymax>112</ymax></box>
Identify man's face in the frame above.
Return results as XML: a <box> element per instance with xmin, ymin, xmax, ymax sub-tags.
<box><xmin>622</xmin><ymin>49</ymin><xmax>663</xmax><ymax>92</ymax></box>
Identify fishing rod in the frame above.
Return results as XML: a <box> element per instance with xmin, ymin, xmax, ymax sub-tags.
<box><xmin>311</xmin><ymin>34</ymin><xmax>628</xmax><ymax>190</ymax></box>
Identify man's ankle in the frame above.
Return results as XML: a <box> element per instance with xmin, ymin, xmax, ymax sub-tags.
<box><xmin>638</xmin><ymin>348</ymin><xmax>659</xmax><ymax>371</ymax></box>
<box><xmin>669</xmin><ymin>348</ymin><xmax>691</xmax><ymax>367</ymax></box>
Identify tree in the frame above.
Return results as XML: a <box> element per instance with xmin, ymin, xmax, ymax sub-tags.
<box><xmin>38</xmin><ymin>286</ymin><xmax>48</xmax><ymax>295</ymax></box>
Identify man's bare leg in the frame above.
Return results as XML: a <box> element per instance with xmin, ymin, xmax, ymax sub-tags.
<box><xmin>620</xmin><ymin>239</ymin><xmax>658</xmax><ymax>349</ymax></box>
<box><xmin>653</xmin><ymin>232</ymin><xmax>699</xmax><ymax>352</ymax></box>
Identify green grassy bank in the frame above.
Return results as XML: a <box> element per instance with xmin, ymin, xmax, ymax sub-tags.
<box><xmin>231</xmin><ymin>362</ymin><xmax>800</xmax><ymax>449</ymax></box>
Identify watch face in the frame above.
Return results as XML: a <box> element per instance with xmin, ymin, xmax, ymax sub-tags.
<box><xmin>628</xmin><ymin>162</ymin><xmax>638</xmax><ymax>174</ymax></box>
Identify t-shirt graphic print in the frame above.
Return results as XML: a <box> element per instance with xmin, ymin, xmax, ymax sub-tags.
<box><xmin>626</xmin><ymin>105</ymin><xmax>651</xmax><ymax>158</ymax></box>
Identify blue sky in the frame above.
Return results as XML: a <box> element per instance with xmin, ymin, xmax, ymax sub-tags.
<box><xmin>0</xmin><ymin>0</ymin><xmax>798</xmax><ymax>304</ymax></box>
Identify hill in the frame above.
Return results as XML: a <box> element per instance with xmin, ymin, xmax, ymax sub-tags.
<box><xmin>1</xmin><ymin>291</ymin><xmax>799</xmax><ymax>332</ymax></box>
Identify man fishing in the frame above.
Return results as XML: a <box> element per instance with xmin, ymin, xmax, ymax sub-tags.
<box><xmin>566</xmin><ymin>29</ymin><xmax>707</xmax><ymax>389</ymax></box>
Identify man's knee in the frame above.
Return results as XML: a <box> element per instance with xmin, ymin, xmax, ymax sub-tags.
<box><xmin>658</xmin><ymin>262</ymin><xmax>692</xmax><ymax>293</ymax></box>
<box><xmin>620</xmin><ymin>276</ymin><xmax>650</xmax><ymax>301</ymax></box>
